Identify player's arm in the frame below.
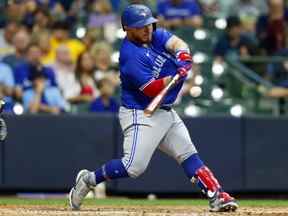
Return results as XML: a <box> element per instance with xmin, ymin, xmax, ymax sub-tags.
<box><xmin>140</xmin><ymin>76</ymin><xmax>172</xmax><ymax>97</ymax></box>
<box><xmin>165</xmin><ymin>35</ymin><xmax>193</xmax><ymax>77</ymax></box>
<box><xmin>141</xmin><ymin>34</ymin><xmax>193</xmax><ymax>97</ymax></box>
<box><xmin>141</xmin><ymin>36</ymin><xmax>191</xmax><ymax>97</ymax></box>
<box><xmin>125</xmin><ymin>54</ymin><xmax>172</xmax><ymax>98</ymax></box>
<box><xmin>165</xmin><ymin>35</ymin><xmax>190</xmax><ymax>55</ymax></box>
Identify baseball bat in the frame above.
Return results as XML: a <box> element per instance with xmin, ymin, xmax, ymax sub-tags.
<box><xmin>144</xmin><ymin>74</ymin><xmax>180</xmax><ymax>117</ymax></box>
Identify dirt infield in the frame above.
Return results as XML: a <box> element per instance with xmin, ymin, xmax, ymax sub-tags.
<box><xmin>1</xmin><ymin>205</ymin><xmax>288</xmax><ymax>216</ymax></box>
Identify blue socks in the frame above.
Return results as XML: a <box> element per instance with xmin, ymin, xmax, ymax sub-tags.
<box><xmin>181</xmin><ymin>153</ymin><xmax>204</xmax><ymax>179</ymax></box>
<box><xmin>182</xmin><ymin>154</ymin><xmax>223</xmax><ymax>195</ymax></box>
<box><xmin>87</xmin><ymin>154</ymin><xmax>203</xmax><ymax>188</ymax></box>
<box><xmin>94</xmin><ymin>159</ymin><xmax>129</xmax><ymax>184</ymax></box>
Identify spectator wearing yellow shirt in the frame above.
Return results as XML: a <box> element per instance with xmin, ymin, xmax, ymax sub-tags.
<box><xmin>44</xmin><ymin>21</ymin><xmax>86</xmax><ymax>64</ymax></box>
<box><xmin>37</xmin><ymin>31</ymin><xmax>52</xmax><ymax>65</ymax></box>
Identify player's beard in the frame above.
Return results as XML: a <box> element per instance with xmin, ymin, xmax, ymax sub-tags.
<box><xmin>129</xmin><ymin>33</ymin><xmax>152</xmax><ymax>45</ymax></box>
<box><xmin>140</xmin><ymin>33</ymin><xmax>152</xmax><ymax>44</ymax></box>
<box><xmin>126</xmin><ymin>25</ymin><xmax>153</xmax><ymax>44</ymax></box>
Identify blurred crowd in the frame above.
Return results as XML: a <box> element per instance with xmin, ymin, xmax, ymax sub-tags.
<box><xmin>0</xmin><ymin>0</ymin><xmax>287</xmax><ymax>115</ymax></box>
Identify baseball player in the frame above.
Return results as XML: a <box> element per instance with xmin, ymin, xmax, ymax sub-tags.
<box><xmin>69</xmin><ymin>4</ymin><xmax>238</xmax><ymax>212</ymax></box>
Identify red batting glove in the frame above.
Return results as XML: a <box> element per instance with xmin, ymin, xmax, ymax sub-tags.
<box><xmin>176</xmin><ymin>50</ymin><xmax>193</xmax><ymax>71</ymax></box>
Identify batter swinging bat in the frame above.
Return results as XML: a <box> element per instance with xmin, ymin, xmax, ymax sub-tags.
<box><xmin>144</xmin><ymin>74</ymin><xmax>180</xmax><ymax>117</ymax></box>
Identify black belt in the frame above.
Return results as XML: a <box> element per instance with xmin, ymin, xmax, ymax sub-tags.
<box><xmin>160</xmin><ymin>106</ymin><xmax>172</xmax><ymax>111</ymax></box>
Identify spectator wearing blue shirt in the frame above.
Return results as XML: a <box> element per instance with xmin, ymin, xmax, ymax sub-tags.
<box><xmin>157</xmin><ymin>0</ymin><xmax>203</xmax><ymax>28</ymax></box>
<box><xmin>90</xmin><ymin>78</ymin><xmax>119</xmax><ymax>113</ymax></box>
<box><xmin>264</xmin><ymin>49</ymin><xmax>288</xmax><ymax>98</ymax></box>
<box><xmin>267</xmin><ymin>49</ymin><xmax>288</xmax><ymax>88</ymax></box>
<box><xmin>0</xmin><ymin>62</ymin><xmax>15</xmax><ymax>112</ymax></box>
<box><xmin>13</xmin><ymin>43</ymin><xmax>57</xmax><ymax>101</ymax></box>
<box><xmin>2</xmin><ymin>30</ymin><xmax>30</xmax><ymax>70</ymax></box>
<box><xmin>213</xmin><ymin>16</ymin><xmax>255</xmax><ymax>62</ymax></box>
<box><xmin>23</xmin><ymin>70</ymin><xmax>68</xmax><ymax>114</ymax></box>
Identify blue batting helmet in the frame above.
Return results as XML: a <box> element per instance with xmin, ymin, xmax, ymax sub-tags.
<box><xmin>121</xmin><ymin>4</ymin><xmax>158</xmax><ymax>29</ymax></box>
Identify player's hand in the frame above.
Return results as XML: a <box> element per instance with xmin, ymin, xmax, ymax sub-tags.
<box><xmin>176</xmin><ymin>50</ymin><xmax>192</xmax><ymax>71</ymax></box>
<box><xmin>177</xmin><ymin>67</ymin><xmax>189</xmax><ymax>78</ymax></box>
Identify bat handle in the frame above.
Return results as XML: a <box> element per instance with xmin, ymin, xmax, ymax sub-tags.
<box><xmin>169</xmin><ymin>74</ymin><xmax>180</xmax><ymax>86</ymax></box>
<box><xmin>143</xmin><ymin>109</ymin><xmax>152</xmax><ymax>117</ymax></box>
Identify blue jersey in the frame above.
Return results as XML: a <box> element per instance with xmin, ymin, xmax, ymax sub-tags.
<box><xmin>157</xmin><ymin>0</ymin><xmax>201</xmax><ymax>20</ymax></box>
<box><xmin>14</xmin><ymin>63</ymin><xmax>58</xmax><ymax>90</ymax></box>
<box><xmin>119</xmin><ymin>28</ymin><xmax>184</xmax><ymax>110</ymax></box>
<box><xmin>90</xmin><ymin>96</ymin><xmax>119</xmax><ymax>113</ymax></box>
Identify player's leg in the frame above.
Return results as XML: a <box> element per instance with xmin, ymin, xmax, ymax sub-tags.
<box><xmin>69</xmin><ymin>158</ymin><xmax>129</xmax><ymax>210</ymax></box>
<box><xmin>159</xmin><ymin>110</ymin><xmax>238</xmax><ymax>212</ymax></box>
<box><xmin>69</xmin><ymin>108</ymin><xmax>172</xmax><ymax>210</ymax></box>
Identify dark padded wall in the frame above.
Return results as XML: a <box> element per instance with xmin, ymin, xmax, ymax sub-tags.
<box><xmin>244</xmin><ymin>117</ymin><xmax>288</xmax><ymax>191</ymax></box>
<box><xmin>0</xmin><ymin>114</ymin><xmax>286</xmax><ymax>193</ymax></box>
<box><xmin>2</xmin><ymin>114</ymin><xmax>115</xmax><ymax>190</ymax></box>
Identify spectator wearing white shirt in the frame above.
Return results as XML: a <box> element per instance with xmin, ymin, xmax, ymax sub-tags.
<box><xmin>51</xmin><ymin>45</ymin><xmax>80</xmax><ymax>101</ymax></box>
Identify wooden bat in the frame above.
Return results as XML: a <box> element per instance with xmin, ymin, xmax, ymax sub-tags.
<box><xmin>144</xmin><ymin>74</ymin><xmax>180</xmax><ymax>117</ymax></box>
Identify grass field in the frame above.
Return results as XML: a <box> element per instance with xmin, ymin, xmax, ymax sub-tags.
<box><xmin>0</xmin><ymin>197</ymin><xmax>288</xmax><ymax>216</ymax></box>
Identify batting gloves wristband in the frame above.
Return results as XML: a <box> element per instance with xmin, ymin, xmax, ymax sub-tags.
<box><xmin>176</xmin><ymin>50</ymin><xmax>193</xmax><ymax>71</ymax></box>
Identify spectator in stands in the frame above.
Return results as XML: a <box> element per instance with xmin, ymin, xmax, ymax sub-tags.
<box><xmin>68</xmin><ymin>51</ymin><xmax>98</xmax><ymax>104</ymax></box>
<box><xmin>31</xmin><ymin>7</ymin><xmax>51</xmax><ymax>34</ymax></box>
<box><xmin>116</xmin><ymin>0</ymin><xmax>156</xmax><ymax>14</ymax></box>
<box><xmin>0</xmin><ymin>21</ymin><xmax>19</xmax><ymax>58</ymax></box>
<box><xmin>198</xmin><ymin>0</ymin><xmax>220</xmax><ymax>17</ymax></box>
<box><xmin>22</xmin><ymin>0</ymin><xmax>39</xmax><ymax>29</ymax></box>
<box><xmin>88</xmin><ymin>0</ymin><xmax>118</xmax><ymax>43</ymax></box>
<box><xmin>90</xmin><ymin>78</ymin><xmax>119</xmax><ymax>113</ymax></box>
<box><xmin>35</xmin><ymin>31</ymin><xmax>53</xmax><ymax>65</ymax></box>
<box><xmin>2</xmin><ymin>29</ymin><xmax>30</xmax><ymax>69</ymax></box>
<box><xmin>213</xmin><ymin>16</ymin><xmax>255</xmax><ymax>62</ymax></box>
<box><xmin>22</xmin><ymin>69</ymin><xmax>67</xmax><ymax>114</ymax></box>
<box><xmin>51</xmin><ymin>45</ymin><xmax>80</xmax><ymax>101</ymax></box>
<box><xmin>230</xmin><ymin>0</ymin><xmax>267</xmax><ymax>18</ymax></box>
<box><xmin>265</xmin><ymin>49</ymin><xmax>288</xmax><ymax>98</ymax></box>
<box><xmin>13</xmin><ymin>43</ymin><xmax>57</xmax><ymax>101</ymax></box>
<box><xmin>88</xmin><ymin>0</ymin><xmax>116</xmax><ymax>27</ymax></box>
<box><xmin>49</xmin><ymin>0</ymin><xmax>73</xmax><ymax>12</ymax></box>
<box><xmin>0</xmin><ymin>62</ymin><xmax>15</xmax><ymax>112</ymax></box>
<box><xmin>91</xmin><ymin>42</ymin><xmax>119</xmax><ymax>86</ymax></box>
<box><xmin>199</xmin><ymin>0</ymin><xmax>267</xmax><ymax>20</ymax></box>
<box><xmin>36</xmin><ymin>0</ymin><xmax>69</xmax><ymax>10</ymax></box>
<box><xmin>157</xmin><ymin>0</ymin><xmax>203</xmax><ymax>28</ymax></box>
<box><xmin>50</xmin><ymin>2</ymin><xmax>67</xmax><ymax>22</ymax></box>
<box><xmin>49</xmin><ymin>21</ymin><xmax>86</xmax><ymax>63</ymax></box>
<box><xmin>81</xmin><ymin>30</ymin><xmax>98</xmax><ymax>50</ymax></box>
<box><xmin>230</xmin><ymin>0</ymin><xmax>267</xmax><ymax>41</ymax></box>
<box><xmin>68</xmin><ymin>0</ymin><xmax>89</xmax><ymax>22</ymax></box>
<box><xmin>6</xmin><ymin>1</ymin><xmax>25</xmax><ymax>22</ymax></box>
<box><xmin>256</xmin><ymin>0</ymin><xmax>288</xmax><ymax>55</ymax></box>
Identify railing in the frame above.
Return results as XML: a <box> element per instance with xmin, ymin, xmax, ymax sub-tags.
<box><xmin>226</xmin><ymin>56</ymin><xmax>274</xmax><ymax>88</ymax></box>
<box><xmin>176</xmin><ymin>55</ymin><xmax>287</xmax><ymax>117</ymax></box>
<box><xmin>225</xmin><ymin>56</ymin><xmax>287</xmax><ymax>116</ymax></box>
